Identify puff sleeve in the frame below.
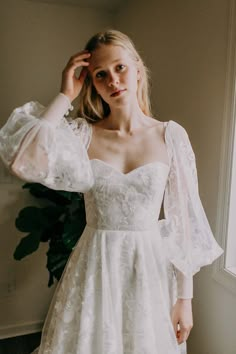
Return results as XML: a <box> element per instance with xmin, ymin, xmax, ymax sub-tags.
<box><xmin>0</xmin><ymin>94</ymin><xmax>94</xmax><ymax>192</ymax></box>
<box><xmin>159</xmin><ymin>120</ymin><xmax>224</xmax><ymax>277</ymax></box>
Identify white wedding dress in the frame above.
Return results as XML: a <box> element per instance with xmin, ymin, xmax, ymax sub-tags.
<box><xmin>0</xmin><ymin>98</ymin><xmax>223</xmax><ymax>354</ymax></box>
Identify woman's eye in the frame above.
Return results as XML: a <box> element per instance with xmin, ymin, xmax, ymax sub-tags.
<box><xmin>116</xmin><ymin>64</ymin><xmax>125</xmax><ymax>71</ymax></box>
<box><xmin>96</xmin><ymin>71</ymin><xmax>106</xmax><ymax>79</ymax></box>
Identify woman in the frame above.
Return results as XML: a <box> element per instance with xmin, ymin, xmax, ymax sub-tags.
<box><xmin>0</xmin><ymin>29</ymin><xmax>223</xmax><ymax>354</ymax></box>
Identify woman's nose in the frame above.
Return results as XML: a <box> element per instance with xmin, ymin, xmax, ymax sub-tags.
<box><xmin>107</xmin><ymin>72</ymin><xmax>119</xmax><ymax>87</ymax></box>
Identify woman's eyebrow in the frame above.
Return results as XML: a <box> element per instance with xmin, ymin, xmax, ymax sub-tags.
<box><xmin>93</xmin><ymin>58</ymin><xmax>122</xmax><ymax>72</ymax></box>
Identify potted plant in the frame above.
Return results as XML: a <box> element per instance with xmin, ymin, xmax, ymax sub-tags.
<box><xmin>13</xmin><ymin>182</ymin><xmax>86</xmax><ymax>286</ymax></box>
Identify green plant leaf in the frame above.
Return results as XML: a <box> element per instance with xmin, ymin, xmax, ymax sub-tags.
<box><xmin>47</xmin><ymin>253</ymin><xmax>69</xmax><ymax>274</ymax></box>
<box><xmin>14</xmin><ymin>232</ymin><xmax>41</xmax><ymax>260</ymax></box>
<box><xmin>22</xmin><ymin>183</ymin><xmax>84</xmax><ymax>205</ymax></box>
<box><xmin>62</xmin><ymin>219</ymin><xmax>86</xmax><ymax>250</ymax></box>
<box><xmin>15</xmin><ymin>205</ymin><xmax>65</xmax><ymax>233</ymax></box>
<box><xmin>48</xmin><ymin>272</ymin><xmax>55</xmax><ymax>287</ymax></box>
<box><xmin>40</xmin><ymin>221</ymin><xmax>64</xmax><ymax>242</ymax></box>
<box><xmin>15</xmin><ymin>206</ymin><xmax>50</xmax><ymax>232</ymax></box>
<box><xmin>41</xmin><ymin>205</ymin><xmax>65</xmax><ymax>222</ymax></box>
<box><xmin>15</xmin><ymin>207</ymin><xmax>44</xmax><ymax>232</ymax></box>
<box><xmin>46</xmin><ymin>240</ymin><xmax>71</xmax><ymax>285</ymax></box>
<box><xmin>14</xmin><ymin>183</ymin><xmax>87</xmax><ymax>287</ymax></box>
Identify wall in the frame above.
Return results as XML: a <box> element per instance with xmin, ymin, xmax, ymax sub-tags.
<box><xmin>0</xmin><ymin>0</ymin><xmax>112</xmax><ymax>338</ymax></box>
<box><xmin>1</xmin><ymin>0</ymin><xmax>235</xmax><ymax>352</ymax></box>
<box><xmin>114</xmin><ymin>1</ymin><xmax>235</xmax><ymax>353</ymax></box>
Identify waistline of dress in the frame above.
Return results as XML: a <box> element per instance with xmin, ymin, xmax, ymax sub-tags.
<box><xmin>85</xmin><ymin>222</ymin><xmax>162</xmax><ymax>233</ymax></box>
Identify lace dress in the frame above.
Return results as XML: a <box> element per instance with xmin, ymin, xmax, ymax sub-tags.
<box><xmin>0</xmin><ymin>99</ymin><xmax>224</xmax><ymax>354</ymax></box>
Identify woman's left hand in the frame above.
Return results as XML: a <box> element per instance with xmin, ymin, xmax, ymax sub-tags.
<box><xmin>171</xmin><ymin>298</ymin><xmax>193</xmax><ymax>345</ymax></box>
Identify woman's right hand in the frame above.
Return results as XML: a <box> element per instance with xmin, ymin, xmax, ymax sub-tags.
<box><xmin>60</xmin><ymin>51</ymin><xmax>91</xmax><ymax>102</ymax></box>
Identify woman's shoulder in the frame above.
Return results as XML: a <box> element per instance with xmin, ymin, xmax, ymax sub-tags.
<box><xmin>148</xmin><ymin>118</ymin><xmax>188</xmax><ymax>140</ymax></box>
<box><xmin>151</xmin><ymin>117</ymin><xmax>185</xmax><ymax>129</ymax></box>
<box><xmin>66</xmin><ymin>117</ymin><xmax>92</xmax><ymax>148</ymax></box>
<box><xmin>165</xmin><ymin>119</ymin><xmax>189</xmax><ymax>139</ymax></box>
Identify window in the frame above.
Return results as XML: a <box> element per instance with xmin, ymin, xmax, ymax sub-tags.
<box><xmin>213</xmin><ymin>0</ymin><xmax>236</xmax><ymax>293</ymax></box>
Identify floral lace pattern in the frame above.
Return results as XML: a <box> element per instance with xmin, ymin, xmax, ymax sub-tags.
<box><xmin>84</xmin><ymin>159</ymin><xmax>170</xmax><ymax>231</ymax></box>
<box><xmin>35</xmin><ymin>157</ymin><xmax>183</xmax><ymax>354</ymax></box>
<box><xmin>0</xmin><ymin>100</ymin><xmax>224</xmax><ymax>354</ymax></box>
<box><xmin>0</xmin><ymin>103</ymin><xmax>94</xmax><ymax>192</ymax></box>
<box><xmin>36</xmin><ymin>225</ymin><xmax>184</xmax><ymax>354</ymax></box>
<box><xmin>160</xmin><ymin>121</ymin><xmax>223</xmax><ymax>276</ymax></box>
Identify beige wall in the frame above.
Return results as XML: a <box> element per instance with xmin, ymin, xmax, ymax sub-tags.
<box><xmin>1</xmin><ymin>0</ymin><xmax>235</xmax><ymax>352</ymax></box>
<box><xmin>0</xmin><ymin>0</ymin><xmax>112</xmax><ymax>338</ymax></box>
<box><xmin>114</xmin><ymin>1</ymin><xmax>235</xmax><ymax>353</ymax></box>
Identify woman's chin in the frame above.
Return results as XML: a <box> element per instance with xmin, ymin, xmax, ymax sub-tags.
<box><xmin>108</xmin><ymin>92</ymin><xmax>135</xmax><ymax>108</ymax></box>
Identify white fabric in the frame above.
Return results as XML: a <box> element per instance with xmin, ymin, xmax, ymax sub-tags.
<box><xmin>0</xmin><ymin>98</ymin><xmax>224</xmax><ymax>354</ymax></box>
<box><xmin>159</xmin><ymin>122</ymin><xmax>223</xmax><ymax>277</ymax></box>
<box><xmin>43</xmin><ymin>93</ymin><xmax>193</xmax><ymax>299</ymax></box>
<box><xmin>36</xmin><ymin>161</ymin><xmax>184</xmax><ymax>354</ymax></box>
<box><xmin>40</xmin><ymin>92</ymin><xmax>74</xmax><ymax>125</ymax></box>
<box><xmin>175</xmin><ymin>271</ymin><xmax>193</xmax><ymax>299</ymax></box>
<box><xmin>0</xmin><ymin>99</ymin><xmax>94</xmax><ymax>192</ymax></box>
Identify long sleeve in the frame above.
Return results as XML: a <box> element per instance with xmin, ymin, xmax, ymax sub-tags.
<box><xmin>0</xmin><ymin>94</ymin><xmax>94</xmax><ymax>192</ymax></box>
<box><xmin>175</xmin><ymin>270</ymin><xmax>193</xmax><ymax>299</ymax></box>
<box><xmin>159</xmin><ymin>120</ymin><xmax>224</xmax><ymax>278</ymax></box>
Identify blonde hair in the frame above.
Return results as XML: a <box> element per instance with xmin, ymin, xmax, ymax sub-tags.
<box><xmin>78</xmin><ymin>29</ymin><xmax>152</xmax><ymax>121</ymax></box>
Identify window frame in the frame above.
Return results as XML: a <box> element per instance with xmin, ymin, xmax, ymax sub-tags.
<box><xmin>213</xmin><ymin>0</ymin><xmax>236</xmax><ymax>294</ymax></box>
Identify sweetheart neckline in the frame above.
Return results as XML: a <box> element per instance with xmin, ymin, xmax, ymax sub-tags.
<box><xmin>90</xmin><ymin>158</ymin><xmax>170</xmax><ymax>176</ymax></box>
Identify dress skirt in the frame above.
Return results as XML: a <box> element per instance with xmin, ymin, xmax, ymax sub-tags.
<box><xmin>33</xmin><ymin>224</ymin><xmax>186</xmax><ymax>354</ymax></box>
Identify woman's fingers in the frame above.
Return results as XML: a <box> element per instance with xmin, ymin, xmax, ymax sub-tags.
<box><xmin>63</xmin><ymin>52</ymin><xmax>91</xmax><ymax>77</ymax></box>
<box><xmin>60</xmin><ymin>51</ymin><xmax>91</xmax><ymax>101</ymax></box>
<box><xmin>177</xmin><ymin>321</ymin><xmax>193</xmax><ymax>344</ymax></box>
<box><xmin>65</xmin><ymin>57</ymin><xmax>90</xmax><ymax>71</ymax></box>
<box><xmin>69</xmin><ymin>50</ymin><xmax>91</xmax><ymax>60</ymax></box>
<box><xmin>78</xmin><ymin>67</ymin><xmax>88</xmax><ymax>82</ymax></box>
<box><xmin>63</xmin><ymin>60</ymin><xmax>89</xmax><ymax>77</ymax></box>
<box><xmin>170</xmin><ymin>298</ymin><xmax>193</xmax><ymax>345</ymax></box>
<box><xmin>67</xmin><ymin>52</ymin><xmax>91</xmax><ymax>68</ymax></box>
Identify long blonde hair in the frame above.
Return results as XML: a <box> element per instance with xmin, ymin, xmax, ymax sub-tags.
<box><xmin>78</xmin><ymin>29</ymin><xmax>152</xmax><ymax>121</ymax></box>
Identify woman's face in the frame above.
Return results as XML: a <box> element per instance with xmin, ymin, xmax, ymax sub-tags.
<box><xmin>88</xmin><ymin>44</ymin><xmax>140</xmax><ymax>108</ymax></box>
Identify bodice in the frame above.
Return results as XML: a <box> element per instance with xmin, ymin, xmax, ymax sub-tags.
<box><xmin>84</xmin><ymin>159</ymin><xmax>170</xmax><ymax>231</ymax></box>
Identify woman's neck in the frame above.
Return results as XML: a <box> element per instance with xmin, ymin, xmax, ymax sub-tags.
<box><xmin>105</xmin><ymin>102</ymin><xmax>147</xmax><ymax>134</ymax></box>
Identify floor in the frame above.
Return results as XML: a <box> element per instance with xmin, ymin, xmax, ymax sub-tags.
<box><xmin>0</xmin><ymin>332</ymin><xmax>41</xmax><ymax>354</ymax></box>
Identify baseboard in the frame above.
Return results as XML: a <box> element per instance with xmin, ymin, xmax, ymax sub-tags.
<box><xmin>0</xmin><ymin>321</ymin><xmax>43</xmax><ymax>339</ymax></box>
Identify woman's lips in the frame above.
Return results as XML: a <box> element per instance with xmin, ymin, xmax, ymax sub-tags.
<box><xmin>110</xmin><ymin>89</ymin><xmax>126</xmax><ymax>97</ymax></box>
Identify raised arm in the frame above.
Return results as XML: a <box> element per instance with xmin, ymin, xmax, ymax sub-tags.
<box><xmin>0</xmin><ymin>51</ymin><xmax>94</xmax><ymax>192</ymax></box>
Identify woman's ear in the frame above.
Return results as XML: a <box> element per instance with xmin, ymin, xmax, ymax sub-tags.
<box><xmin>136</xmin><ymin>61</ymin><xmax>142</xmax><ymax>80</ymax></box>
<box><xmin>137</xmin><ymin>68</ymin><xmax>141</xmax><ymax>81</ymax></box>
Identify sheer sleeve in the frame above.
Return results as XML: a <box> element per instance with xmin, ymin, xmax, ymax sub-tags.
<box><xmin>0</xmin><ymin>94</ymin><xmax>94</xmax><ymax>192</ymax></box>
<box><xmin>159</xmin><ymin>120</ymin><xmax>224</xmax><ymax>277</ymax></box>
